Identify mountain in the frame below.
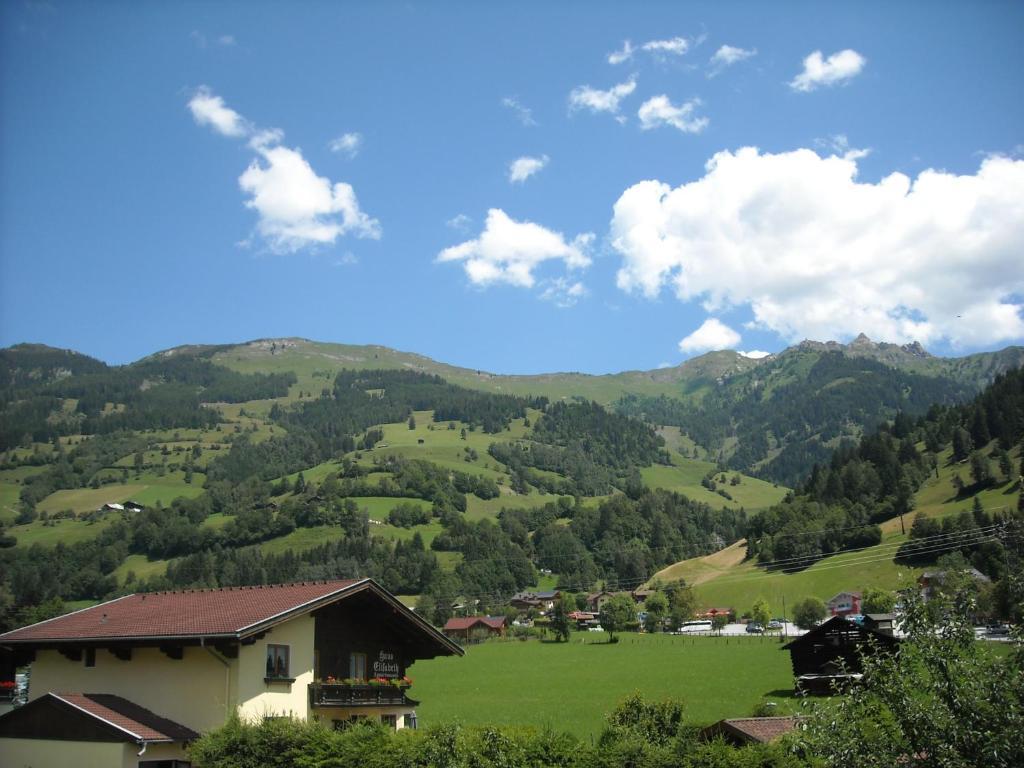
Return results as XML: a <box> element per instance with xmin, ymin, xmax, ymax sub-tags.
<box><xmin>615</xmin><ymin>336</ymin><xmax>1024</xmax><ymax>486</ymax></box>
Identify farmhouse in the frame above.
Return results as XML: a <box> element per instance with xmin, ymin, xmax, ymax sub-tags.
<box><xmin>826</xmin><ymin>590</ymin><xmax>861</xmax><ymax>617</ymax></box>
<box><xmin>0</xmin><ymin>578</ymin><xmax>462</xmax><ymax>767</ymax></box>
<box><xmin>509</xmin><ymin>590</ymin><xmax>559</xmax><ymax>612</ymax></box>
<box><xmin>918</xmin><ymin>568</ymin><xmax>991</xmax><ymax>601</ymax></box>
<box><xmin>782</xmin><ymin>615</ymin><xmax>899</xmax><ymax>694</ymax></box>
<box><xmin>442</xmin><ymin>616</ymin><xmax>507</xmax><ymax>642</ymax></box>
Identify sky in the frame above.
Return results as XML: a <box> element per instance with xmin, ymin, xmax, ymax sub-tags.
<box><xmin>1</xmin><ymin>1</ymin><xmax>1023</xmax><ymax>374</ymax></box>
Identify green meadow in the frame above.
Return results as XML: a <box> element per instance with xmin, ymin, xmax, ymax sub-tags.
<box><xmin>411</xmin><ymin>634</ymin><xmax>796</xmax><ymax>737</ymax></box>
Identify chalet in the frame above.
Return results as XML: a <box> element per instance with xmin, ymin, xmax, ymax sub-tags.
<box><xmin>442</xmin><ymin>616</ymin><xmax>507</xmax><ymax>642</ymax></box>
<box><xmin>700</xmin><ymin>716</ymin><xmax>802</xmax><ymax>745</ymax></box>
<box><xmin>124</xmin><ymin>501</ymin><xmax>145</xmax><ymax>512</ymax></box>
<box><xmin>631</xmin><ymin>588</ymin><xmax>655</xmax><ymax>604</ymax></box>
<box><xmin>862</xmin><ymin>613</ymin><xmax>896</xmax><ymax>636</ymax></box>
<box><xmin>586</xmin><ymin>591</ymin><xmax>619</xmax><ymax>611</ymax></box>
<box><xmin>826</xmin><ymin>591</ymin><xmax>861</xmax><ymax>617</ymax></box>
<box><xmin>567</xmin><ymin>610</ymin><xmax>600</xmax><ymax>628</ymax></box>
<box><xmin>782</xmin><ymin>615</ymin><xmax>900</xmax><ymax>694</ymax></box>
<box><xmin>0</xmin><ymin>578</ymin><xmax>462</xmax><ymax>767</ymax></box>
<box><xmin>509</xmin><ymin>591</ymin><xmax>559</xmax><ymax>612</ymax></box>
<box><xmin>918</xmin><ymin>568</ymin><xmax>991</xmax><ymax>601</ymax></box>
<box><xmin>100</xmin><ymin>503</ymin><xmax>125</xmax><ymax>512</ymax></box>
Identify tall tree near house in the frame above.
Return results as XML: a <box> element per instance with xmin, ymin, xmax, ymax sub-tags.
<box><xmin>599</xmin><ymin>594</ymin><xmax>636</xmax><ymax>643</ymax></box>
<box><xmin>550</xmin><ymin>598</ymin><xmax>572</xmax><ymax>642</ymax></box>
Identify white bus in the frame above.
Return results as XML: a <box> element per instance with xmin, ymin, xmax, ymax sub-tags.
<box><xmin>676</xmin><ymin>620</ymin><xmax>713</xmax><ymax>634</ymax></box>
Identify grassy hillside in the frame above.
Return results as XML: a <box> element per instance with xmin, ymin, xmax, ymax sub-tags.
<box><xmin>651</xmin><ymin>442</ymin><xmax>1021</xmax><ymax>616</ymax></box>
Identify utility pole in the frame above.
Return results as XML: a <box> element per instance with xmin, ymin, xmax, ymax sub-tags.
<box><xmin>782</xmin><ymin>595</ymin><xmax>787</xmax><ymax>640</ymax></box>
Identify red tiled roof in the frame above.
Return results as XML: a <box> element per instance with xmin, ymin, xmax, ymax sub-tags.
<box><xmin>53</xmin><ymin>693</ymin><xmax>199</xmax><ymax>742</ymax></box>
<box><xmin>708</xmin><ymin>716</ymin><xmax>800</xmax><ymax>744</ymax></box>
<box><xmin>444</xmin><ymin>616</ymin><xmax>506</xmax><ymax>631</ymax></box>
<box><xmin>0</xmin><ymin>579</ymin><xmax>363</xmax><ymax>643</ymax></box>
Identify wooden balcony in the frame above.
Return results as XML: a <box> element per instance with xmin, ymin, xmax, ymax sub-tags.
<box><xmin>309</xmin><ymin>682</ymin><xmax>417</xmax><ymax>708</ymax></box>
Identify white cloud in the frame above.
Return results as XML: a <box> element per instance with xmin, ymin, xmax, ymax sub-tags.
<box><xmin>508</xmin><ymin>154</ymin><xmax>549</xmax><ymax>184</ymax></box>
<box><xmin>642</xmin><ymin>37</ymin><xmax>690</xmax><ymax>56</ymax></box>
<box><xmin>738</xmin><ymin>350</ymin><xmax>771</xmax><ymax>359</ymax></box>
<box><xmin>188</xmin><ymin>87</ymin><xmax>380</xmax><ymax>252</ymax></box>
<box><xmin>608</xmin><ymin>40</ymin><xmax>634</xmax><ymax>65</ymax></box>
<box><xmin>637</xmin><ymin>95</ymin><xmax>708</xmax><ymax>134</ymax></box>
<box><xmin>187</xmin><ymin>86</ymin><xmax>248</xmax><ymax>137</ymax></box>
<box><xmin>329</xmin><ymin>132</ymin><xmax>362</xmax><ymax>158</ymax></box>
<box><xmin>610</xmin><ymin>147</ymin><xmax>1024</xmax><ymax>348</ymax></box>
<box><xmin>239</xmin><ymin>144</ymin><xmax>381</xmax><ymax>252</ymax></box>
<box><xmin>446</xmin><ymin>213</ymin><xmax>472</xmax><ymax>232</ymax></box>
<box><xmin>816</xmin><ymin>134</ymin><xmax>870</xmax><ymax>161</ymax></box>
<box><xmin>539</xmin><ymin>278</ymin><xmax>588</xmax><ymax>308</ymax></box>
<box><xmin>790</xmin><ymin>49</ymin><xmax>866</xmax><ymax>92</ymax></box>
<box><xmin>569</xmin><ymin>77</ymin><xmax>637</xmax><ymax>115</ymax></box>
<box><xmin>679</xmin><ymin>318</ymin><xmax>741</xmax><ymax>353</ymax></box>
<box><xmin>502</xmin><ymin>96</ymin><xmax>537</xmax><ymax>126</ymax></box>
<box><xmin>438</xmin><ymin>209</ymin><xmax>593</xmax><ymax>289</ymax></box>
<box><xmin>657</xmin><ymin>361</ymin><xmax>673</xmax><ymax>369</ymax></box>
<box><xmin>708</xmin><ymin>44</ymin><xmax>756</xmax><ymax>76</ymax></box>
<box><xmin>190</xmin><ymin>31</ymin><xmax>237</xmax><ymax>48</ymax></box>
<box><xmin>217</xmin><ymin>34</ymin><xmax>236</xmax><ymax>46</ymax></box>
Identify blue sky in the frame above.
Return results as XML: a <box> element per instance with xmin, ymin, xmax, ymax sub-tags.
<box><xmin>2</xmin><ymin>1</ymin><xmax>1022</xmax><ymax>373</ymax></box>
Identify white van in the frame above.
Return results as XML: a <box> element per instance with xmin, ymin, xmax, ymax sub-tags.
<box><xmin>676</xmin><ymin>620</ymin><xmax>713</xmax><ymax>634</ymax></box>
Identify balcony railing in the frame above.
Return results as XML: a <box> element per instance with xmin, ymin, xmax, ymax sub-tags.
<box><xmin>309</xmin><ymin>682</ymin><xmax>417</xmax><ymax>708</ymax></box>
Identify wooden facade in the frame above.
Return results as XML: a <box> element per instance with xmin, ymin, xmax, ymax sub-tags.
<box><xmin>782</xmin><ymin>616</ymin><xmax>899</xmax><ymax>693</ymax></box>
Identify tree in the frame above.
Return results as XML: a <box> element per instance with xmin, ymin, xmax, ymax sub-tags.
<box><xmin>805</xmin><ymin>587</ymin><xmax>1024</xmax><ymax>767</ymax></box>
<box><xmin>792</xmin><ymin>596</ymin><xmax>826</xmax><ymax>630</ymax></box>
<box><xmin>408</xmin><ymin>414</ymin><xmax>416</xmax><ymax>430</ymax></box>
<box><xmin>667</xmin><ymin>583</ymin><xmax>697</xmax><ymax>629</ymax></box>
<box><xmin>643</xmin><ymin>591</ymin><xmax>668</xmax><ymax>633</ymax></box>
<box><xmin>970</xmin><ymin>450</ymin><xmax>992</xmax><ymax>487</ymax></box>
<box><xmin>599</xmin><ymin>594</ymin><xmax>636</xmax><ymax>642</ymax></box>
<box><xmin>861</xmin><ymin>587</ymin><xmax>895</xmax><ymax>614</ymax></box>
<box><xmin>550</xmin><ymin>598</ymin><xmax>572</xmax><ymax>642</ymax></box>
<box><xmin>750</xmin><ymin>597</ymin><xmax>771</xmax><ymax>627</ymax></box>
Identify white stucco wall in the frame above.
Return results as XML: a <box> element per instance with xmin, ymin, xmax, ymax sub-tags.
<box><xmin>236</xmin><ymin>613</ymin><xmax>315</xmax><ymax>722</ymax></box>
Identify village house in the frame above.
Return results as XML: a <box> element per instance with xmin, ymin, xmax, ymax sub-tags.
<box><xmin>782</xmin><ymin>615</ymin><xmax>900</xmax><ymax>694</ymax></box>
<box><xmin>442</xmin><ymin>616</ymin><xmax>507</xmax><ymax>643</ymax></box>
<box><xmin>585</xmin><ymin>590</ymin><xmax>620</xmax><ymax>611</ymax></box>
<box><xmin>0</xmin><ymin>578</ymin><xmax>462</xmax><ymax>768</ymax></box>
<box><xmin>825</xmin><ymin>590</ymin><xmax>862</xmax><ymax>617</ymax></box>
<box><xmin>918</xmin><ymin>568</ymin><xmax>991</xmax><ymax>601</ymax></box>
<box><xmin>509</xmin><ymin>590</ymin><xmax>559</xmax><ymax>612</ymax></box>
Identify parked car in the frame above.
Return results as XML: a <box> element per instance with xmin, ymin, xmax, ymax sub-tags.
<box><xmin>746</xmin><ymin>623</ymin><xmax>764</xmax><ymax>633</ymax></box>
<box><xmin>587</xmin><ymin>625</ymin><xmax>605</xmax><ymax>632</ymax></box>
<box><xmin>768</xmin><ymin>619</ymin><xmax>784</xmax><ymax>630</ymax></box>
<box><xmin>986</xmin><ymin>623</ymin><xmax>1011</xmax><ymax>636</ymax></box>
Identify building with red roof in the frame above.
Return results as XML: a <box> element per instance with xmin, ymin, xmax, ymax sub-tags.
<box><xmin>0</xmin><ymin>578</ymin><xmax>462</xmax><ymax>766</ymax></box>
<box><xmin>442</xmin><ymin>616</ymin><xmax>507</xmax><ymax>642</ymax></box>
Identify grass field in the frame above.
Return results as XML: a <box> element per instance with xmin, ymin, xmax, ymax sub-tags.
<box><xmin>640</xmin><ymin>456</ymin><xmax>787</xmax><ymax>512</ymax></box>
<box><xmin>411</xmin><ymin>634</ymin><xmax>796</xmax><ymax>737</ymax></box>
<box><xmin>7</xmin><ymin>514</ymin><xmax>120</xmax><ymax>547</ymax></box>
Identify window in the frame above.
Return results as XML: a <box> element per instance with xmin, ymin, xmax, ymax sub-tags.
<box><xmin>265</xmin><ymin>645</ymin><xmax>290</xmax><ymax>680</ymax></box>
<box><xmin>407</xmin><ymin>711</ymin><xmax>418</xmax><ymax>730</ymax></box>
<box><xmin>349</xmin><ymin>652</ymin><xmax>367</xmax><ymax>681</ymax></box>
<box><xmin>380</xmin><ymin>714</ymin><xmax>397</xmax><ymax>729</ymax></box>
<box><xmin>84</xmin><ymin>648</ymin><xmax>96</xmax><ymax>668</ymax></box>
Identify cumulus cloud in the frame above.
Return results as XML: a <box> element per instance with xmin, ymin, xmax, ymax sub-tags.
<box><xmin>187</xmin><ymin>86</ymin><xmax>248</xmax><ymax>137</ymax></box>
<box><xmin>739</xmin><ymin>350</ymin><xmax>771</xmax><ymax>359</ymax></box>
<box><xmin>329</xmin><ymin>132</ymin><xmax>362</xmax><ymax>158</ymax></box>
<box><xmin>816</xmin><ymin>134</ymin><xmax>870</xmax><ymax>161</ymax></box>
<box><xmin>502</xmin><ymin>96</ymin><xmax>537</xmax><ymax>126</ymax></box>
<box><xmin>610</xmin><ymin>147</ymin><xmax>1024</xmax><ymax>348</ymax></box>
<box><xmin>438</xmin><ymin>209</ymin><xmax>593</xmax><ymax>289</ymax></box>
<box><xmin>539</xmin><ymin>277</ymin><xmax>587</xmax><ymax>308</ymax></box>
<box><xmin>508</xmin><ymin>155</ymin><xmax>549</xmax><ymax>184</ymax></box>
<box><xmin>188</xmin><ymin>87</ymin><xmax>379</xmax><ymax>252</ymax></box>
<box><xmin>642</xmin><ymin>37</ymin><xmax>690</xmax><ymax>56</ymax></box>
<box><xmin>569</xmin><ymin>77</ymin><xmax>637</xmax><ymax>115</ymax></box>
<box><xmin>608</xmin><ymin>40</ymin><xmax>634</xmax><ymax>65</ymax></box>
<box><xmin>790</xmin><ymin>49</ymin><xmax>866</xmax><ymax>92</ymax></box>
<box><xmin>708</xmin><ymin>44</ymin><xmax>756</xmax><ymax>76</ymax></box>
<box><xmin>239</xmin><ymin>144</ymin><xmax>380</xmax><ymax>252</ymax></box>
<box><xmin>679</xmin><ymin>318</ymin><xmax>741</xmax><ymax>353</ymax></box>
<box><xmin>637</xmin><ymin>95</ymin><xmax>708</xmax><ymax>134</ymax></box>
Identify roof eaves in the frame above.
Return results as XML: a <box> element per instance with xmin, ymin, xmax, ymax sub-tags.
<box><xmin>50</xmin><ymin>694</ymin><xmax>169</xmax><ymax>744</ymax></box>
<box><xmin>0</xmin><ymin>593</ymin><xmax>137</xmax><ymax>643</ymax></box>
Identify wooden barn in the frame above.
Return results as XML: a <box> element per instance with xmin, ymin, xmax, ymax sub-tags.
<box><xmin>782</xmin><ymin>615</ymin><xmax>900</xmax><ymax>694</ymax></box>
